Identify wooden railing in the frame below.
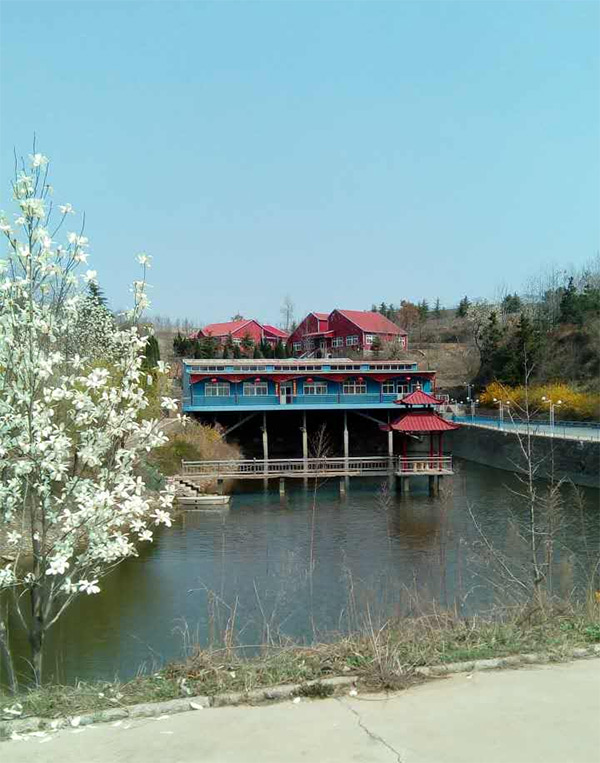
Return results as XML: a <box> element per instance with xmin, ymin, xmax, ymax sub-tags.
<box><xmin>181</xmin><ymin>456</ymin><xmax>453</xmax><ymax>478</ymax></box>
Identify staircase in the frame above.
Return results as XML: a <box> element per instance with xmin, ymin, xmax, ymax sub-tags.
<box><xmin>169</xmin><ymin>476</ymin><xmax>210</xmax><ymax>499</ymax></box>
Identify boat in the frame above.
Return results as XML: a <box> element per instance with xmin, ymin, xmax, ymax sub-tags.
<box><xmin>177</xmin><ymin>494</ymin><xmax>231</xmax><ymax>508</ymax></box>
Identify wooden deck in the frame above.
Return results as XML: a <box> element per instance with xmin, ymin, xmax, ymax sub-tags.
<box><xmin>180</xmin><ymin>456</ymin><xmax>453</xmax><ymax>480</ymax></box>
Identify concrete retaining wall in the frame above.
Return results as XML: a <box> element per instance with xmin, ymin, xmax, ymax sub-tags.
<box><xmin>449</xmin><ymin>426</ymin><xmax>599</xmax><ymax>488</ymax></box>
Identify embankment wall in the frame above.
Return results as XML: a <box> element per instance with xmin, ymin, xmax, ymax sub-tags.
<box><xmin>449</xmin><ymin>426</ymin><xmax>599</xmax><ymax>489</ymax></box>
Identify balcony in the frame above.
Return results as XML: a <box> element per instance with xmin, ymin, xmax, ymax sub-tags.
<box><xmin>184</xmin><ymin>392</ymin><xmax>402</xmax><ymax>412</ymax></box>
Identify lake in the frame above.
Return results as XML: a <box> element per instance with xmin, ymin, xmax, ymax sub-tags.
<box><xmin>7</xmin><ymin>459</ymin><xmax>600</xmax><ymax>685</ymax></box>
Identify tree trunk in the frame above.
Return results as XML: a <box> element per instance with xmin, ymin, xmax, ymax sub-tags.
<box><xmin>0</xmin><ymin>613</ymin><xmax>19</xmax><ymax>694</ymax></box>
<box><xmin>29</xmin><ymin>585</ymin><xmax>44</xmax><ymax>686</ymax></box>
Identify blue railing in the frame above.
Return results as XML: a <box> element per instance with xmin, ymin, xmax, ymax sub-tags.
<box><xmin>188</xmin><ymin>392</ymin><xmax>401</xmax><ymax>408</ymax></box>
<box><xmin>452</xmin><ymin>414</ymin><xmax>600</xmax><ymax>441</ymax></box>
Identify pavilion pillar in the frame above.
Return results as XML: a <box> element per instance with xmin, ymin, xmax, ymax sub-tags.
<box><xmin>279</xmin><ymin>478</ymin><xmax>285</xmax><ymax>498</ymax></box>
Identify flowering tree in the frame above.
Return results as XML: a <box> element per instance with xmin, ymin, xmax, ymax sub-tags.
<box><xmin>0</xmin><ymin>150</ymin><xmax>177</xmax><ymax>690</ymax></box>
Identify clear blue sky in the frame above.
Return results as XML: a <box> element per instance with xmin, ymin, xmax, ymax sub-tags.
<box><xmin>1</xmin><ymin>1</ymin><xmax>598</xmax><ymax>326</ymax></box>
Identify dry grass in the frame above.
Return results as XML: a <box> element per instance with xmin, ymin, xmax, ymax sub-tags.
<box><xmin>2</xmin><ymin>601</ymin><xmax>598</xmax><ymax>721</ymax></box>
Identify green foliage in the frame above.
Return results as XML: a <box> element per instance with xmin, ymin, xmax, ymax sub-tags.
<box><xmin>240</xmin><ymin>333</ymin><xmax>254</xmax><ymax>354</ymax></box>
<box><xmin>370</xmin><ymin>335</ymin><xmax>382</xmax><ymax>357</ymax></box>
<box><xmin>418</xmin><ymin>299</ymin><xmax>429</xmax><ymax>321</ymax></box>
<box><xmin>253</xmin><ymin>345</ymin><xmax>264</xmax><ymax>359</ymax></box>
<box><xmin>433</xmin><ymin>298</ymin><xmax>442</xmax><ymax>318</ymax></box>
<box><xmin>274</xmin><ymin>340</ymin><xmax>286</xmax><ymax>358</ymax></box>
<box><xmin>502</xmin><ymin>293</ymin><xmax>522</xmax><ymax>314</ymax></box>
<box><xmin>457</xmin><ymin>295</ymin><xmax>471</xmax><ymax>318</ymax></box>
<box><xmin>142</xmin><ymin>334</ymin><xmax>160</xmax><ymax>370</ymax></box>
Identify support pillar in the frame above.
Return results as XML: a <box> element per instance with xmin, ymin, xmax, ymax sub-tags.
<box><xmin>279</xmin><ymin>478</ymin><xmax>285</xmax><ymax>498</ymax></box>
<box><xmin>402</xmin><ymin>476</ymin><xmax>410</xmax><ymax>495</ymax></box>
<box><xmin>262</xmin><ymin>412</ymin><xmax>269</xmax><ymax>489</ymax></box>
<box><xmin>428</xmin><ymin>475</ymin><xmax>439</xmax><ymax>496</ymax></box>
<box><xmin>302</xmin><ymin>411</ymin><xmax>308</xmax><ymax>487</ymax></box>
<box><xmin>339</xmin><ymin>477</ymin><xmax>346</xmax><ymax>498</ymax></box>
<box><xmin>343</xmin><ymin>411</ymin><xmax>349</xmax><ymax>468</ymax></box>
<box><xmin>216</xmin><ymin>478</ymin><xmax>224</xmax><ymax>496</ymax></box>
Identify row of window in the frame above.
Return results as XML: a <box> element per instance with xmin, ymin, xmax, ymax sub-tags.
<box><xmin>189</xmin><ymin>363</ymin><xmax>415</xmax><ymax>372</ymax></box>
<box><xmin>203</xmin><ymin>382</ymin><xmax>413</xmax><ymax>397</ymax></box>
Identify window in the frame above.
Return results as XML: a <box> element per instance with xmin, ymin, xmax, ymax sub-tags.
<box><xmin>343</xmin><ymin>381</ymin><xmax>367</xmax><ymax>395</ymax></box>
<box><xmin>304</xmin><ymin>382</ymin><xmax>328</xmax><ymax>395</ymax></box>
<box><xmin>332</xmin><ymin>337</ymin><xmax>343</xmax><ymax>348</ymax></box>
<box><xmin>346</xmin><ymin>335</ymin><xmax>359</xmax><ymax>346</ymax></box>
<box><xmin>382</xmin><ymin>381</ymin><xmax>395</xmax><ymax>394</ymax></box>
<box><xmin>293</xmin><ymin>342</ymin><xmax>302</xmax><ymax>352</ymax></box>
<box><xmin>243</xmin><ymin>382</ymin><xmax>268</xmax><ymax>396</ymax></box>
<box><xmin>205</xmin><ymin>382</ymin><xmax>230</xmax><ymax>397</ymax></box>
<box><xmin>364</xmin><ymin>334</ymin><xmax>374</xmax><ymax>344</ymax></box>
<box><xmin>397</xmin><ymin>384</ymin><xmax>410</xmax><ymax>396</ymax></box>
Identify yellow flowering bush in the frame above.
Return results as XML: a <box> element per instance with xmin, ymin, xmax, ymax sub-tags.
<box><xmin>480</xmin><ymin>382</ymin><xmax>600</xmax><ymax>420</ymax></box>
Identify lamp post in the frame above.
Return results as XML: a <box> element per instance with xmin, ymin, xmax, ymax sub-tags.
<box><xmin>541</xmin><ymin>396</ymin><xmax>562</xmax><ymax>434</ymax></box>
<box><xmin>493</xmin><ymin>397</ymin><xmax>510</xmax><ymax>427</ymax></box>
<box><xmin>469</xmin><ymin>397</ymin><xmax>479</xmax><ymax>420</ymax></box>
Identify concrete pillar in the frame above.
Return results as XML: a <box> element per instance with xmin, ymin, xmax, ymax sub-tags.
<box><xmin>402</xmin><ymin>476</ymin><xmax>410</xmax><ymax>495</ymax></box>
<box><xmin>340</xmin><ymin>477</ymin><xmax>346</xmax><ymax>497</ymax></box>
<box><xmin>262</xmin><ymin>412</ymin><xmax>269</xmax><ymax>473</ymax></box>
<box><xmin>279</xmin><ymin>478</ymin><xmax>285</xmax><ymax>498</ymax></box>
<box><xmin>343</xmin><ymin>411</ymin><xmax>349</xmax><ymax>469</ymax></box>
<box><xmin>216</xmin><ymin>478</ymin><xmax>224</xmax><ymax>496</ymax></box>
<box><xmin>428</xmin><ymin>475</ymin><xmax>438</xmax><ymax>496</ymax></box>
<box><xmin>302</xmin><ymin>411</ymin><xmax>308</xmax><ymax>487</ymax></box>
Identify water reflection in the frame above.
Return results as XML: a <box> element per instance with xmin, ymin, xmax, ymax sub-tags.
<box><xmin>5</xmin><ymin>459</ymin><xmax>599</xmax><ymax>685</ymax></box>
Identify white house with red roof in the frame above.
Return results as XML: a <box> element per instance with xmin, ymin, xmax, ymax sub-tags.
<box><xmin>194</xmin><ymin>319</ymin><xmax>289</xmax><ymax>350</ymax></box>
<box><xmin>288</xmin><ymin>309</ymin><xmax>407</xmax><ymax>357</ymax></box>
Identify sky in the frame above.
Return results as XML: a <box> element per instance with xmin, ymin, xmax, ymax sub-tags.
<box><xmin>1</xmin><ymin>1</ymin><xmax>598</xmax><ymax>327</ymax></box>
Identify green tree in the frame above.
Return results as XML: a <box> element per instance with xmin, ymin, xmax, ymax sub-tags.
<box><xmin>433</xmin><ymin>298</ymin><xmax>442</xmax><ymax>319</ymax></box>
<box><xmin>253</xmin><ymin>345</ymin><xmax>264</xmax><ymax>359</ymax></box>
<box><xmin>223</xmin><ymin>332</ymin><xmax>235</xmax><ymax>357</ymax></box>
<box><xmin>418</xmin><ymin>299</ymin><xmax>429</xmax><ymax>321</ymax></box>
<box><xmin>241</xmin><ymin>333</ymin><xmax>254</xmax><ymax>355</ymax></box>
<box><xmin>503</xmin><ymin>312</ymin><xmax>540</xmax><ymax>385</ymax></box>
<box><xmin>477</xmin><ymin>311</ymin><xmax>506</xmax><ymax>385</ymax></box>
<box><xmin>371</xmin><ymin>335</ymin><xmax>382</xmax><ymax>357</ymax></box>
<box><xmin>142</xmin><ymin>334</ymin><xmax>160</xmax><ymax>370</ymax></box>
<box><xmin>559</xmin><ymin>277</ymin><xmax>584</xmax><ymax>325</ymax></box>
<box><xmin>274</xmin><ymin>340</ymin><xmax>286</xmax><ymax>358</ymax></box>
<box><xmin>233</xmin><ymin>343</ymin><xmax>242</xmax><ymax>359</ymax></box>
<box><xmin>502</xmin><ymin>293</ymin><xmax>523</xmax><ymax>315</ymax></box>
<box><xmin>457</xmin><ymin>296</ymin><xmax>471</xmax><ymax>318</ymax></box>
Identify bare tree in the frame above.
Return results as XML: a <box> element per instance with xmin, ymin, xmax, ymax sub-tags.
<box><xmin>279</xmin><ymin>295</ymin><xmax>296</xmax><ymax>333</ymax></box>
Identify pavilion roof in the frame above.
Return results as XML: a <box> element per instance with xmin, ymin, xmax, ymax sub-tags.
<box><xmin>394</xmin><ymin>389</ymin><xmax>444</xmax><ymax>406</ymax></box>
<box><xmin>380</xmin><ymin>411</ymin><xmax>460</xmax><ymax>433</ymax></box>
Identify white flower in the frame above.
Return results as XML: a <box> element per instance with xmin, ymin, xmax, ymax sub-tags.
<box><xmin>59</xmin><ymin>203</ymin><xmax>74</xmax><ymax>215</ymax></box>
<box><xmin>46</xmin><ymin>556</ymin><xmax>70</xmax><ymax>576</ymax></box>
<box><xmin>151</xmin><ymin>509</ymin><xmax>172</xmax><ymax>527</ymax></box>
<box><xmin>160</xmin><ymin>397</ymin><xmax>178</xmax><ymax>412</ymax></box>
<box><xmin>78</xmin><ymin>579</ymin><xmax>100</xmax><ymax>595</ymax></box>
<box><xmin>83</xmin><ymin>269</ymin><xmax>97</xmax><ymax>283</ymax></box>
<box><xmin>30</xmin><ymin>153</ymin><xmax>49</xmax><ymax>168</ymax></box>
<box><xmin>7</xmin><ymin>531</ymin><xmax>21</xmax><ymax>545</ymax></box>
<box><xmin>0</xmin><ymin>566</ymin><xmax>16</xmax><ymax>587</ymax></box>
<box><xmin>139</xmin><ymin>529</ymin><xmax>153</xmax><ymax>542</ymax></box>
<box><xmin>136</xmin><ymin>253</ymin><xmax>152</xmax><ymax>267</ymax></box>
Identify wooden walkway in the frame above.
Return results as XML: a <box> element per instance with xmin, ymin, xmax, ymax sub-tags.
<box><xmin>180</xmin><ymin>455</ymin><xmax>453</xmax><ymax>480</ymax></box>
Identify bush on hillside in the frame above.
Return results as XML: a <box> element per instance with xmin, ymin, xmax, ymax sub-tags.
<box><xmin>149</xmin><ymin>420</ymin><xmax>240</xmax><ymax>476</ymax></box>
<box><xmin>479</xmin><ymin>381</ymin><xmax>600</xmax><ymax>421</ymax></box>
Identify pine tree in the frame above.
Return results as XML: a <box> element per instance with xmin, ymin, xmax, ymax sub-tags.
<box><xmin>274</xmin><ymin>340</ymin><xmax>286</xmax><ymax>358</ymax></box>
<box><xmin>418</xmin><ymin>300</ymin><xmax>429</xmax><ymax>321</ymax></box>
<box><xmin>88</xmin><ymin>280</ymin><xmax>108</xmax><ymax>306</ymax></box>
<box><xmin>142</xmin><ymin>334</ymin><xmax>160</xmax><ymax>370</ymax></box>
<box><xmin>457</xmin><ymin>296</ymin><xmax>471</xmax><ymax>318</ymax></box>
<box><xmin>240</xmin><ymin>333</ymin><xmax>254</xmax><ymax>356</ymax></box>
<box><xmin>233</xmin><ymin>344</ymin><xmax>242</xmax><ymax>359</ymax></box>
<box><xmin>253</xmin><ymin>345</ymin><xmax>264</xmax><ymax>359</ymax></box>
<box><xmin>371</xmin><ymin>336</ymin><xmax>382</xmax><ymax>357</ymax></box>
<box><xmin>433</xmin><ymin>298</ymin><xmax>442</xmax><ymax>319</ymax></box>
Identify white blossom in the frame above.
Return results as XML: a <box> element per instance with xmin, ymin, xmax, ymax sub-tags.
<box><xmin>136</xmin><ymin>253</ymin><xmax>152</xmax><ymax>267</ymax></box>
<box><xmin>30</xmin><ymin>153</ymin><xmax>49</xmax><ymax>168</ymax></box>
<box><xmin>160</xmin><ymin>396</ymin><xmax>178</xmax><ymax>412</ymax></box>
<box><xmin>78</xmin><ymin>579</ymin><xmax>100</xmax><ymax>595</ymax></box>
<box><xmin>59</xmin><ymin>203</ymin><xmax>74</xmax><ymax>215</ymax></box>
<box><xmin>7</xmin><ymin>531</ymin><xmax>22</xmax><ymax>545</ymax></box>
<box><xmin>83</xmin><ymin>269</ymin><xmax>97</xmax><ymax>283</ymax></box>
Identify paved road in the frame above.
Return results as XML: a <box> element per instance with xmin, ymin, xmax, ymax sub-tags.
<box><xmin>5</xmin><ymin>659</ymin><xmax>600</xmax><ymax>762</ymax></box>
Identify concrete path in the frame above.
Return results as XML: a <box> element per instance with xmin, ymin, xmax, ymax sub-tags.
<box><xmin>5</xmin><ymin>659</ymin><xmax>600</xmax><ymax>762</ymax></box>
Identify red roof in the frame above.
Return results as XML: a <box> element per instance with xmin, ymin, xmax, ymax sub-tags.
<box><xmin>380</xmin><ymin>411</ymin><xmax>459</xmax><ymax>433</ymax></box>
<box><xmin>263</xmin><ymin>324</ymin><xmax>289</xmax><ymax>339</ymax></box>
<box><xmin>395</xmin><ymin>389</ymin><xmax>443</xmax><ymax>406</ymax></box>
<box><xmin>199</xmin><ymin>319</ymin><xmax>254</xmax><ymax>337</ymax></box>
<box><xmin>336</xmin><ymin>310</ymin><xmax>406</xmax><ymax>335</ymax></box>
<box><xmin>312</xmin><ymin>312</ymin><xmax>329</xmax><ymax>320</ymax></box>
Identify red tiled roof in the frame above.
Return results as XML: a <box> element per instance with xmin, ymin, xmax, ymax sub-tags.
<box><xmin>336</xmin><ymin>310</ymin><xmax>406</xmax><ymax>335</ymax></box>
<box><xmin>380</xmin><ymin>412</ymin><xmax>459</xmax><ymax>433</ymax></box>
<box><xmin>313</xmin><ymin>312</ymin><xmax>329</xmax><ymax>320</ymax></box>
<box><xmin>199</xmin><ymin>320</ymin><xmax>254</xmax><ymax>337</ymax></box>
<box><xmin>263</xmin><ymin>324</ymin><xmax>289</xmax><ymax>339</ymax></box>
<box><xmin>395</xmin><ymin>389</ymin><xmax>443</xmax><ymax>406</ymax></box>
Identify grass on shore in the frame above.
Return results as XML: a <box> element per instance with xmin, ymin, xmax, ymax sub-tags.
<box><xmin>2</xmin><ymin>603</ymin><xmax>599</xmax><ymax>722</ymax></box>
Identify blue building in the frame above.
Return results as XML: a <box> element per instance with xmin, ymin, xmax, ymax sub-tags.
<box><xmin>182</xmin><ymin>358</ymin><xmax>437</xmax><ymax>413</ymax></box>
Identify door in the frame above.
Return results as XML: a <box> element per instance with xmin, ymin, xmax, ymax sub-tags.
<box><xmin>280</xmin><ymin>383</ymin><xmax>294</xmax><ymax>404</ymax></box>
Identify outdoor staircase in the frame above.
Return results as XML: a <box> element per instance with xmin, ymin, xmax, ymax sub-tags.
<box><xmin>169</xmin><ymin>476</ymin><xmax>208</xmax><ymax>499</ymax></box>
